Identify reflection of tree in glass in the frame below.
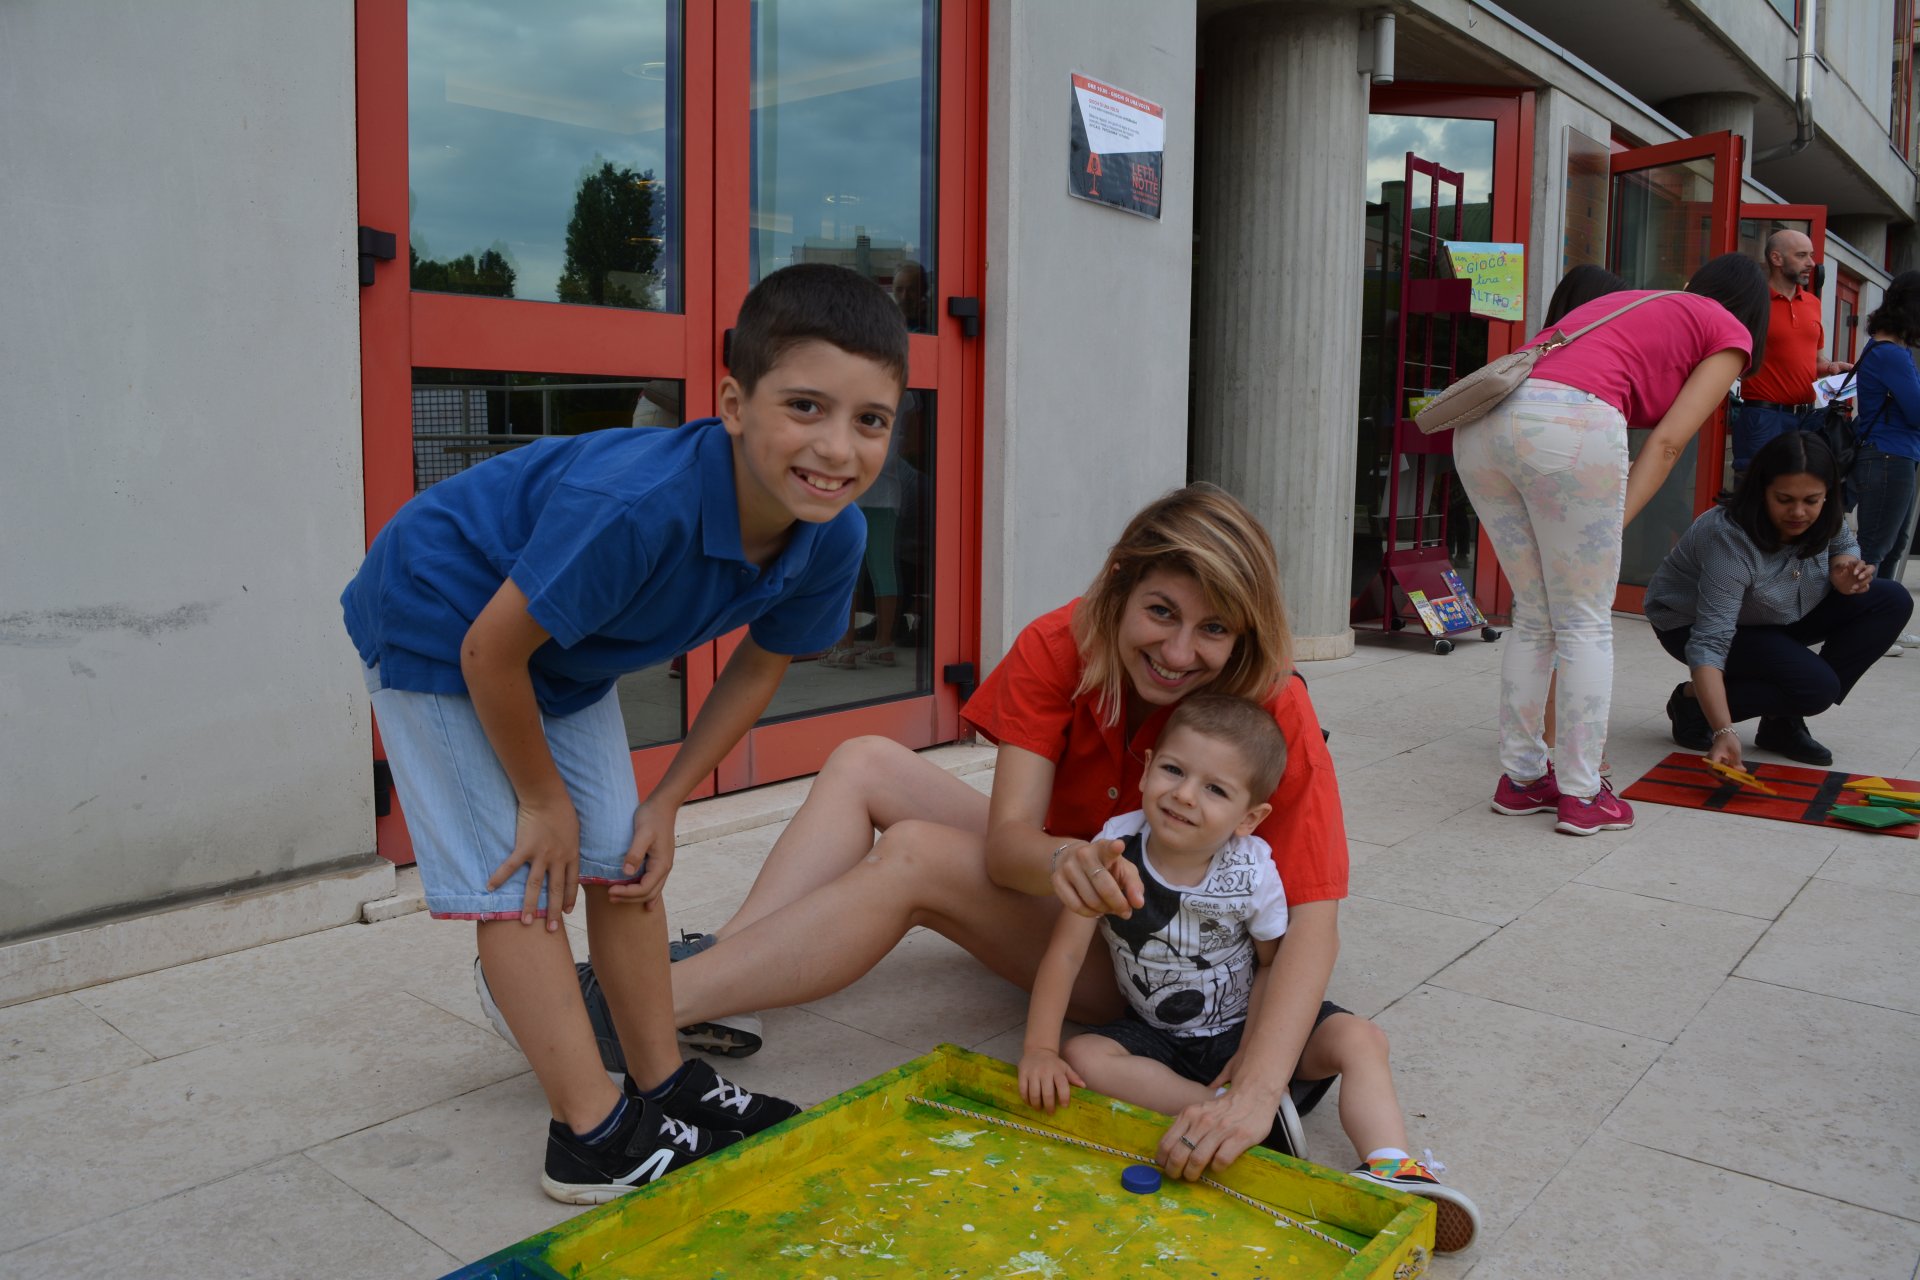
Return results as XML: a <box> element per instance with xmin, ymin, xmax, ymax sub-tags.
<box><xmin>410</xmin><ymin>244</ymin><xmax>517</xmax><ymax>298</ymax></box>
<box><xmin>556</xmin><ymin>160</ymin><xmax>663</xmax><ymax>309</ymax></box>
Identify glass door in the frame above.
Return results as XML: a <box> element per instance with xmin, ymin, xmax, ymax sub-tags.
<box><xmin>357</xmin><ymin>0</ymin><xmax>980</xmax><ymax>860</ymax></box>
<box><xmin>1606</xmin><ymin>131</ymin><xmax>1741</xmax><ymax>612</ymax></box>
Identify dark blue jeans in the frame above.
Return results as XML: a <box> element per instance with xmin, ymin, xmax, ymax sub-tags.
<box><xmin>1654</xmin><ymin>578</ymin><xmax>1914</xmax><ymax>722</ymax></box>
<box><xmin>1852</xmin><ymin>446</ymin><xmax>1920</xmax><ymax>578</ymax></box>
<box><xmin>1730</xmin><ymin>401</ymin><xmax>1819</xmax><ymax>475</ymax></box>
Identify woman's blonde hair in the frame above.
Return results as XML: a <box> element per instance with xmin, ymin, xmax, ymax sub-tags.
<box><xmin>1071</xmin><ymin>484</ymin><xmax>1292</xmax><ymax>726</ymax></box>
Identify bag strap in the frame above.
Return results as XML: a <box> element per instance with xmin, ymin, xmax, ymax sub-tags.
<box><xmin>1851</xmin><ymin>338</ymin><xmax>1886</xmax><ymax>445</ymax></box>
<box><xmin>1537</xmin><ymin>290</ymin><xmax>1682</xmax><ymax>353</ymax></box>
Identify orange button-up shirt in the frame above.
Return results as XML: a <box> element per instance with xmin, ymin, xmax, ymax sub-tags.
<box><xmin>1740</xmin><ymin>285</ymin><xmax>1825</xmax><ymax>406</ymax></box>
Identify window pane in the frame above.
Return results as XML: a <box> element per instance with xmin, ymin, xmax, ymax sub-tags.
<box><xmin>411</xmin><ymin>368</ymin><xmax>687</xmax><ymax>749</ymax></box>
<box><xmin>758</xmin><ymin>389</ymin><xmax>936</xmax><ymax>722</ymax></box>
<box><xmin>750</xmin><ymin>1</ymin><xmax>939</xmax><ymax>331</ymax></box>
<box><xmin>408</xmin><ymin>1</ymin><xmax>682</xmax><ymax>311</ymax></box>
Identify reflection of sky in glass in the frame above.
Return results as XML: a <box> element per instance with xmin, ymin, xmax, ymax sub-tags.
<box><xmin>752</xmin><ymin>0</ymin><xmax>936</xmax><ymax>285</ymax></box>
<box><xmin>408</xmin><ymin>0</ymin><xmax>675</xmax><ymax>305</ymax></box>
<box><xmin>1367</xmin><ymin>115</ymin><xmax>1494</xmax><ymax>209</ymax></box>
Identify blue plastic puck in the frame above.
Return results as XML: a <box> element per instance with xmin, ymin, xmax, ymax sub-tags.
<box><xmin>1121</xmin><ymin>1164</ymin><xmax>1161</xmax><ymax>1194</ymax></box>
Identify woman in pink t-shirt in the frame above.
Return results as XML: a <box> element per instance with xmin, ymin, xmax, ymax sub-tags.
<box><xmin>1455</xmin><ymin>253</ymin><xmax>1767</xmax><ymax>836</ymax></box>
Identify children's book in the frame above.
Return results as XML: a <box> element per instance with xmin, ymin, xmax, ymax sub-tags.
<box><xmin>1406</xmin><ymin>590</ymin><xmax>1448</xmax><ymax>636</ymax></box>
<box><xmin>1441</xmin><ymin>570</ymin><xmax>1487</xmax><ymax>626</ymax></box>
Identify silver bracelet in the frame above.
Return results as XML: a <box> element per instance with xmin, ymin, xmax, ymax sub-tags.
<box><xmin>1049</xmin><ymin>841</ymin><xmax>1073</xmax><ymax>874</ymax></box>
<box><xmin>1710</xmin><ymin>725</ymin><xmax>1738</xmax><ymax>739</ymax></box>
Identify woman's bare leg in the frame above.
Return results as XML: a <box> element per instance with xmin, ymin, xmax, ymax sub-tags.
<box><xmin>712</xmin><ymin>737</ymin><xmax>991</xmax><ymax>939</ymax></box>
<box><xmin>672</xmin><ymin>817</ymin><xmax>1124</xmax><ymax>1026</ymax></box>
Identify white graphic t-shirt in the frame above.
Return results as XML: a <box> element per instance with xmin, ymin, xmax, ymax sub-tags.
<box><xmin>1094</xmin><ymin>810</ymin><xmax>1289</xmax><ymax>1037</ymax></box>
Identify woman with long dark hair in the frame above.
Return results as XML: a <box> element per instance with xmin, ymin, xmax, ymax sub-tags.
<box><xmin>1648</xmin><ymin>431</ymin><xmax>1912</xmax><ymax>766</ymax></box>
<box><xmin>1455</xmin><ymin>252</ymin><xmax>1769</xmax><ymax>835</ymax></box>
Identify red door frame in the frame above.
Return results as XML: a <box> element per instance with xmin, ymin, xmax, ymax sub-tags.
<box><xmin>355</xmin><ymin>1</ymin><xmax>986</xmax><ymax>859</ymax></box>
<box><xmin>1605</xmin><ymin>130</ymin><xmax>1742</xmax><ymax>612</ymax></box>
<box><xmin>1367</xmin><ymin>83</ymin><xmax>1536</xmax><ymax>622</ymax></box>
<box><xmin>1835</xmin><ymin>268</ymin><xmax>1863</xmax><ymax>363</ymax></box>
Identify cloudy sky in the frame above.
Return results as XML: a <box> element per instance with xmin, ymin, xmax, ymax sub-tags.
<box><xmin>1366</xmin><ymin>114</ymin><xmax>1495</xmax><ymax>212</ymax></box>
<box><xmin>408</xmin><ymin>0</ymin><xmax>935</xmax><ymax>314</ymax></box>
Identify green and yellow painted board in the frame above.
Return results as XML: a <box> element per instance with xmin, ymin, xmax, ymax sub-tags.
<box><xmin>443</xmin><ymin>1045</ymin><xmax>1434</xmax><ymax>1279</ymax></box>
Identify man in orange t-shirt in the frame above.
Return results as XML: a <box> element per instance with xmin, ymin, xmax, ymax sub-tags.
<box><xmin>1730</xmin><ymin>229</ymin><xmax>1852</xmax><ymax>475</ymax></box>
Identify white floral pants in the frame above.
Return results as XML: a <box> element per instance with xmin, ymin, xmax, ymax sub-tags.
<box><xmin>1453</xmin><ymin>381</ymin><xmax>1629</xmax><ymax>800</ymax></box>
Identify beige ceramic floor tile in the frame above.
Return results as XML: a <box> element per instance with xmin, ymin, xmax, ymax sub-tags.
<box><xmin>0</xmin><ymin>993</ymin><xmax>152</xmax><ymax>1103</ymax></box>
<box><xmin>71</xmin><ymin>910</ymin><xmax>502</xmax><ymax>1057</ymax></box>
<box><xmin>1735</xmin><ymin>877</ymin><xmax>1920</xmax><ymax>1014</ymax></box>
<box><xmin>1576</xmin><ymin>807</ymin><xmax>1837</xmax><ymax>919</ymax></box>
<box><xmin>1349</xmin><ymin>804</ymin><xmax>1656</xmax><ymax>927</ymax></box>
<box><xmin>1323</xmin><ymin>729</ymin><xmax>1416</xmax><ymax>774</ymax></box>
<box><xmin>1473</xmin><ymin>1133</ymin><xmax>1920</xmax><ymax>1280</ymax></box>
<box><xmin>1326</xmin><ymin>894</ymin><xmax>1495</xmax><ymax>1018</ymax></box>
<box><xmin>1604</xmin><ymin>977</ymin><xmax>1920</xmax><ymax>1220</ymax></box>
<box><xmin>307</xmin><ymin>1071</ymin><xmax>593</xmax><ymax>1266</ymax></box>
<box><xmin>1817</xmin><ymin>833</ymin><xmax>1920</xmax><ymax>898</ymax></box>
<box><xmin>799</xmin><ymin>927</ymin><xmax>1028</xmax><ymax>1053</ymax></box>
<box><xmin>1339</xmin><ymin>985</ymin><xmax>1666</xmax><ymax>1241</ymax></box>
<box><xmin>0</xmin><ymin>992</ymin><xmax>526</xmax><ymax>1254</ymax></box>
<box><xmin>0</xmin><ymin>1153</ymin><xmax>457</xmax><ymax>1280</ymax></box>
<box><xmin>1431</xmin><ymin>882</ymin><xmax>1765</xmax><ymax>1041</ymax></box>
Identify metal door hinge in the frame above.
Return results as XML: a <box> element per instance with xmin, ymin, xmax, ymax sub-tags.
<box><xmin>373</xmin><ymin>759</ymin><xmax>393</xmax><ymax>818</ymax></box>
<box><xmin>943</xmin><ymin>661</ymin><xmax>977</xmax><ymax>704</ymax></box>
<box><xmin>946</xmin><ymin>296</ymin><xmax>981</xmax><ymax>338</ymax></box>
<box><xmin>359</xmin><ymin>225</ymin><xmax>397</xmax><ymax>287</ymax></box>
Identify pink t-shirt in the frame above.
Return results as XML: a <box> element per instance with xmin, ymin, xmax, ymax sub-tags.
<box><xmin>1528</xmin><ymin>291</ymin><xmax>1752</xmax><ymax>427</ymax></box>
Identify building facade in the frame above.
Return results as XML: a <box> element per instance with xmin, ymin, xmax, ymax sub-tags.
<box><xmin>4</xmin><ymin>0</ymin><xmax>1914</xmax><ymax>994</ymax></box>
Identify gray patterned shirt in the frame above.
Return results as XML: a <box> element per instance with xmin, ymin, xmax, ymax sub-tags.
<box><xmin>1644</xmin><ymin>505</ymin><xmax>1859</xmax><ymax>669</ymax></box>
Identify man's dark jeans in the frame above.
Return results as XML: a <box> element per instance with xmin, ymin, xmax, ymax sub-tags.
<box><xmin>1730</xmin><ymin>401</ymin><xmax>1819</xmax><ymax>476</ymax></box>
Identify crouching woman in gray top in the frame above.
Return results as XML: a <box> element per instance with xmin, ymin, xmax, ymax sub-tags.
<box><xmin>1647</xmin><ymin>432</ymin><xmax>1913</xmax><ymax>768</ymax></box>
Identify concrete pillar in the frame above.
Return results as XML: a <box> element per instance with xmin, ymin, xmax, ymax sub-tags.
<box><xmin>1658</xmin><ymin>93</ymin><xmax>1757</xmax><ymax>177</ymax></box>
<box><xmin>1192</xmin><ymin>3</ymin><xmax>1368</xmax><ymax>659</ymax></box>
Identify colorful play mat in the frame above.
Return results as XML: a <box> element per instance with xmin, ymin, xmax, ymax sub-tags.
<box><xmin>1621</xmin><ymin>753</ymin><xmax>1920</xmax><ymax>838</ymax></box>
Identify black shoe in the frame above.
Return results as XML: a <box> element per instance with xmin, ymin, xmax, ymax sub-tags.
<box><xmin>1754</xmin><ymin>715</ymin><xmax>1832</xmax><ymax>766</ymax></box>
<box><xmin>540</xmin><ymin>1094</ymin><xmax>741</xmax><ymax>1205</ymax></box>
<box><xmin>668</xmin><ymin>930</ymin><xmax>719</xmax><ymax>962</ymax></box>
<box><xmin>634</xmin><ymin>1056</ymin><xmax>801</xmax><ymax>1137</ymax></box>
<box><xmin>1666</xmin><ymin>683</ymin><xmax>1711</xmax><ymax>752</ymax></box>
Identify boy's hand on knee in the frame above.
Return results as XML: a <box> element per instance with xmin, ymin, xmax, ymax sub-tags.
<box><xmin>488</xmin><ymin>801</ymin><xmax>580</xmax><ymax>931</ymax></box>
<box><xmin>605</xmin><ymin>800</ymin><xmax>676</xmax><ymax>910</ymax></box>
<box><xmin>1017</xmin><ymin>1048</ymin><xmax>1083</xmax><ymax>1112</ymax></box>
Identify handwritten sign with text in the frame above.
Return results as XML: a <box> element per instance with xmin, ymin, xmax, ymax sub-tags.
<box><xmin>1441</xmin><ymin>241</ymin><xmax>1525</xmax><ymax>323</ymax></box>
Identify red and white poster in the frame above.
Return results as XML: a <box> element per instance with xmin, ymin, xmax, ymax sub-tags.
<box><xmin>1069</xmin><ymin>73</ymin><xmax>1165</xmax><ymax>220</ymax></box>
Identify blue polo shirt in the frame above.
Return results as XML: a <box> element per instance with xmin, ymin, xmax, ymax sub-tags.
<box><xmin>341</xmin><ymin>419</ymin><xmax>865</xmax><ymax>717</ymax></box>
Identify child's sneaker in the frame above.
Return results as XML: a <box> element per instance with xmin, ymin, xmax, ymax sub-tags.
<box><xmin>1491</xmin><ymin>767</ymin><xmax>1560</xmax><ymax>816</ymax></box>
<box><xmin>1350</xmin><ymin>1154</ymin><xmax>1480</xmax><ymax>1253</ymax></box>
<box><xmin>1554</xmin><ymin>781</ymin><xmax>1634</xmax><ymax>836</ymax></box>
<box><xmin>541</xmin><ymin>1094</ymin><xmax>741</xmax><ymax>1205</ymax></box>
<box><xmin>636</xmin><ymin>1057</ymin><xmax>801</xmax><ymax>1137</ymax></box>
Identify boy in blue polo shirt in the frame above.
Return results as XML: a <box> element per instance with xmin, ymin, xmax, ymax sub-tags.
<box><xmin>341</xmin><ymin>264</ymin><xmax>907</xmax><ymax>1203</ymax></box>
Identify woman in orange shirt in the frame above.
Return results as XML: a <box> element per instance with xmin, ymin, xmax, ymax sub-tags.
<box><xmin>507</xmin><ymin>486</ymin><xmax>1472</xmax><ymax>1236</ymax></box>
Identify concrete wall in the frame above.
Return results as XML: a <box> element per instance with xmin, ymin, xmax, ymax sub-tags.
<box><xmin>0</xmin><ymin>2</ymin><xmax>373</xmax><ymax>941</ymax></box>
<box><xmin>981</xmin><ymin>0</ymin><xmax>1198</xmax><ymax>669</ymax></box>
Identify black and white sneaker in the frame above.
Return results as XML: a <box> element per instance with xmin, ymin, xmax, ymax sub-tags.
<box><xmin>637</xmin><ymin>1056</ymin><xmax>801</xmax><ymax>1138</ymax></box>
<box><xmin>540</xmin><ymin>1095</ymin><xmax>741</xmax><ymax>1205</ymax></box>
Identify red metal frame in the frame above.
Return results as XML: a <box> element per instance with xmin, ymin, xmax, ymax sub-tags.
<box><xmin>1373</xmin><ymin>154</ymin><xmax>1475</xmax><ymax>643</ymax></box>
<box><xmin>1835</xmin><ymin>268</ymin><xmax>1863</xmax><ymax>364</ymax></box>
<box><xmin>354</xmin><ymin>1</ymin><xmax>987</xmax><ymax>857</ymax></box>
<box><xmin>1606</xmin><ymin>130</ymin><xmax>1743</xmax><ymax>612</ymax></box>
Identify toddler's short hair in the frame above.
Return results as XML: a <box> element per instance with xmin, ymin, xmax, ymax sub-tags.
<box><xmin>1161</xmin><ymin>694</ymin><xmax>1289</xmax><ymax>800</ymax></box>
<box><xmin>729</xmin><ymin>263</ymin><xmax>909</xmax><ymax>392</ymax></box>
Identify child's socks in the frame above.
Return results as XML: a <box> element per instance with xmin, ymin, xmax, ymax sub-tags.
<box><xmin>575</xmin><ymin>1094</ymin><xmax>631</xmax><ymax>1144</ymax></box>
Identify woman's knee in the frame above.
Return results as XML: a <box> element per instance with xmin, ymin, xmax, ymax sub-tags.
<box><xmin>863</xmin><ymin>818</ymin><xmax>988</xmax><ymax>916</ymax></box>
<box><xmin>819</xmin><ymin>734</ymin><xmax>916</xmax><ymax>790</ymax></box>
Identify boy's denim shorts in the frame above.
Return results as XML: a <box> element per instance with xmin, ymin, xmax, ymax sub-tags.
<box><xmin>364</xmin><ymin>663</ymin><xmax>641</xmax><ymax>919</ymax></box>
